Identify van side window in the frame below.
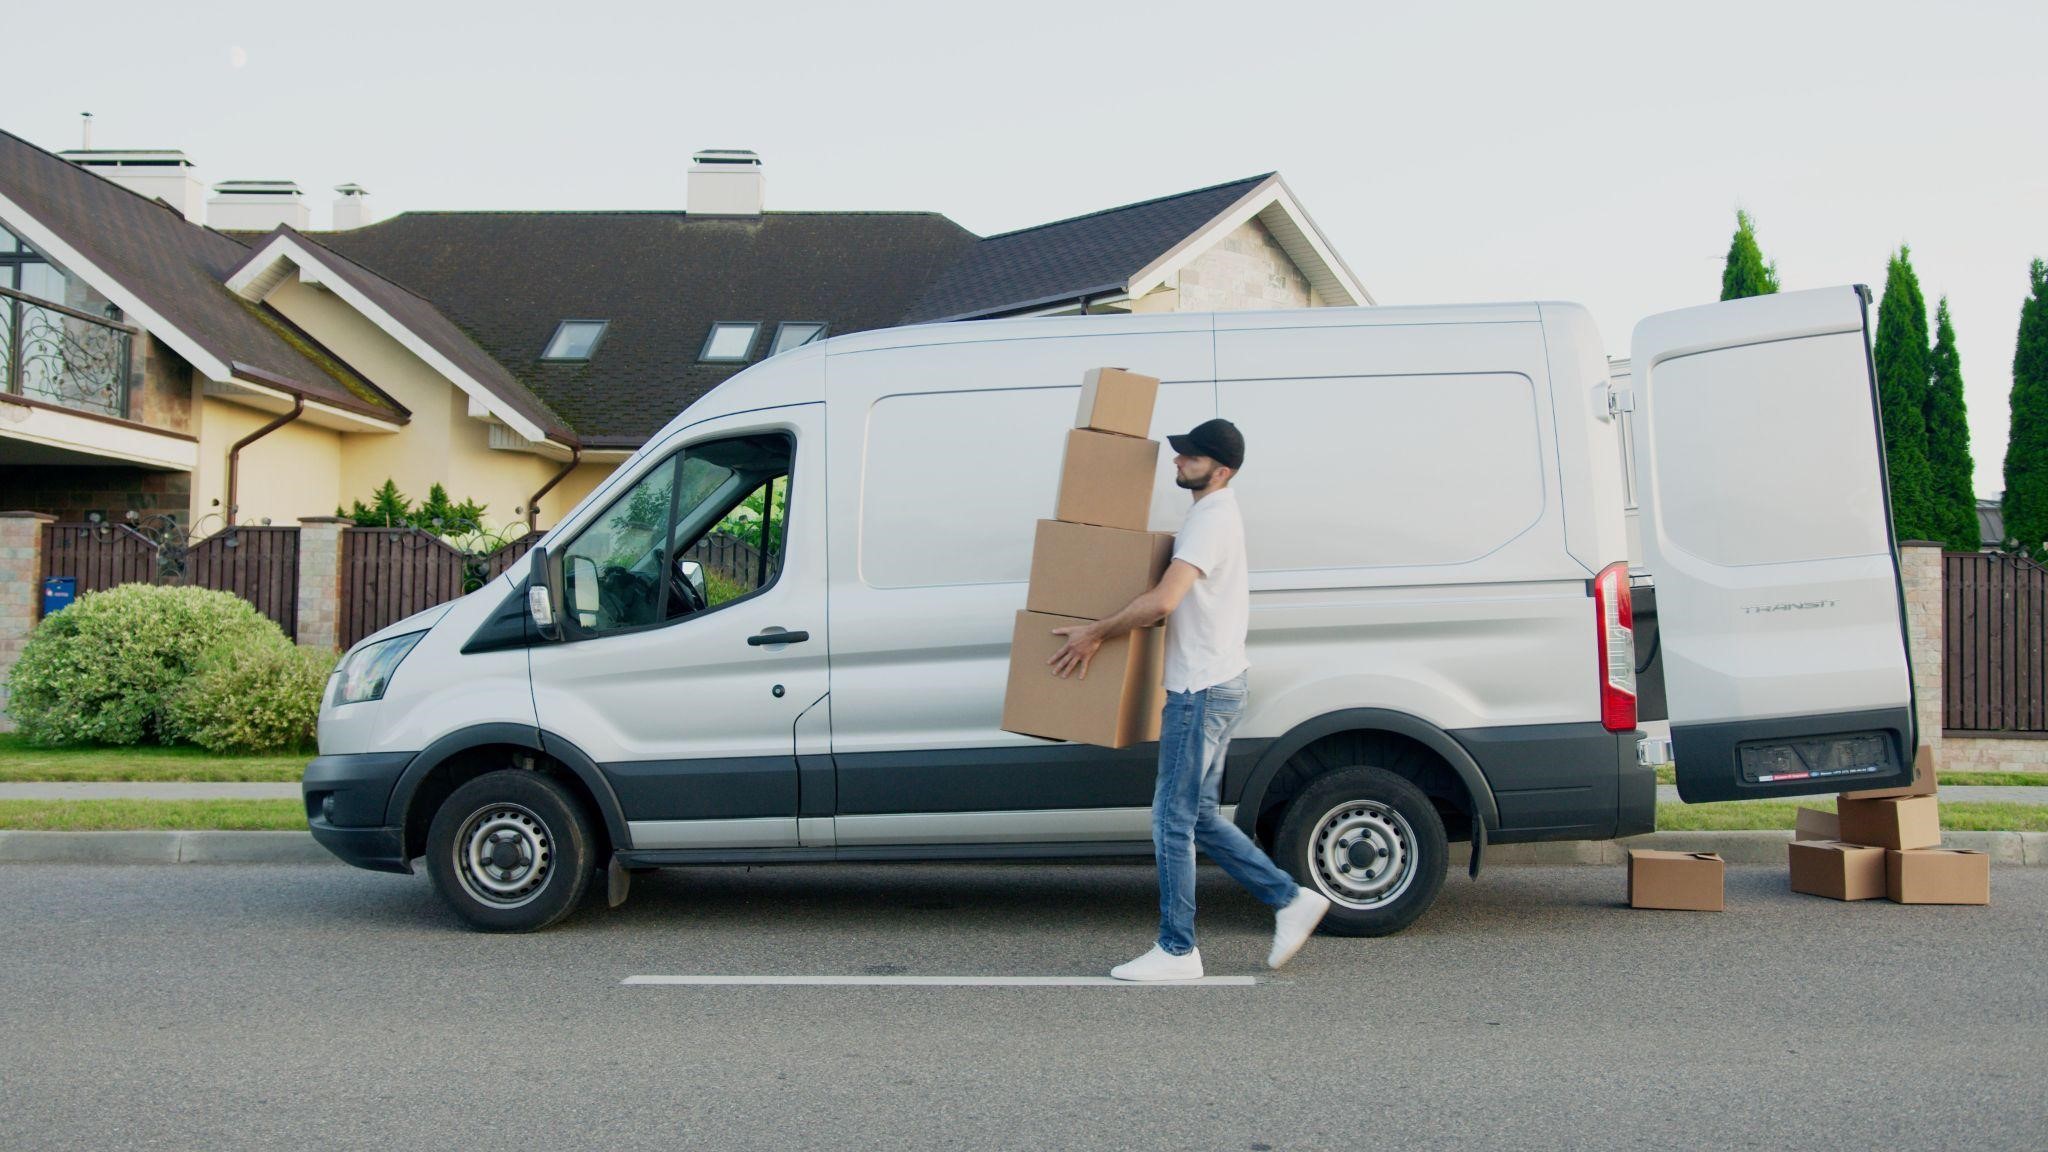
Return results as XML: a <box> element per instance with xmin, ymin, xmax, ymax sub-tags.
<box><xmin>557</xmin><ymin>433</ymin><xmax>794</xmax><ymax>636</ymax></box>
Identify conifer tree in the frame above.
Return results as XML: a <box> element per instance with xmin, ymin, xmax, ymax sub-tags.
<box><xmin>1720</xmin><ymin>210</ymin><xmax>1781</xmax><ymax>300</ymax></box>
<box><xmin>2003</xmin><ymin>260</ymin><xmax>2048</xmax><ymax>554</ymax></box>
<box><xmin>1923</xmin><ymin>298</ymin><xmax>1978</xmax><ymax>551</ymax></box>
<box><xmin>1873</xmin><ymin>247</ymin><xmax>1935</xmax><ymax>539</ymax></box>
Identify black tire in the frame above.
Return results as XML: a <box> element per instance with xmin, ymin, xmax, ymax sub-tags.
<box><xmin>425</xmin><ymin>769</ymin><xmax>596</xmax><ymax>932</ymax></box>
<box><xmin>1272</xmin><ymin>766</ymin><xmax>1448</xmax><ymax>937</ymax></box>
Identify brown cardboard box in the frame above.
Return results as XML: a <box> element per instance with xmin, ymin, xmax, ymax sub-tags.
<box><xmin>1835</xmin><ymin>794</ymin><xmax>1941</xmax><ymax>850</ymax></box>
<box><xmin>1627</xmin><ymin>850</ymin><xmax>1725</xmax><ymax>910</ymax></box>
<box><xmin>1886</xmin><ymin>848</ymin><xmax>1990</xmax><ymax>905</ymax></box>
<box><xmin>1841</xmin><ymin>743</ymin><xmax>1937</xmax><ymax>801</ymax></box>
<box><xmin>1054</xmin><ymin>429</ymin><xmax>1160</xmax><ymax>531</ymax></box>
<box><xmin>1025</xmin><ymin>520</ymin><xmax>1174</xmax><ymax>620</ymax></box>
<box><xmin>1793</xmin><ymin>807</ymin><xmax>1841</xmax><ymax>843</ymax></box>
<box><xmin>1075</xmin><ymin>367</ymin><xmax>1160</xmax><ymax>438</ymax></box>
<box><xmin>1788</xmin><ymin>840</ymin><xmax>1887</xmax><ymax>901</ymax></box>
<box><xmin>1000</xmin><ymin>610</ymin><xmax>1165</xmax><ymax>748</ymax></box>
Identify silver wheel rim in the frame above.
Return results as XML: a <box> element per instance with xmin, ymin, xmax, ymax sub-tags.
<box><xmin>1306</xmin><ymin>799</ymin><xmax>1417</xmax><ymax>911</ymax></box>
<box><xmin>453</xmin><ymin>801</ymin><xmax>552</xmax><ymax>910</ymax></box>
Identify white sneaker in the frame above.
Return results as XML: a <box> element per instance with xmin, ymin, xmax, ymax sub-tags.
<box><xmin>1267</xmin><ymin>887</ymin><xmax>1331</xmax><ymax>969</ymax></box>
<box><xmin>1110</xmin><ymin>945</ymin><xmax>1204</xmax><ymax>982</ymax></box>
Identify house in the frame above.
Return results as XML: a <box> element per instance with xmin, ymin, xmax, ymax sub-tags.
<box><xmin>0</xmin><ymin>127</ymin><xmax>1369</xmax><ymax>534</ymax></box>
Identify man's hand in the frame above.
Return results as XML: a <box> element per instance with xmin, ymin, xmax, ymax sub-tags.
<box><xmin>1047</xmin><ymin>622</ymin><xmax>1103</xmax><ymax>680</ymax></box>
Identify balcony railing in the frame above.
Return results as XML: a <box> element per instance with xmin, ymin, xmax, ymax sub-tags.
<box><xmin>1</xmin><ymin>283</ymin><xmax>136</xmax><ymax>421</ymax></box>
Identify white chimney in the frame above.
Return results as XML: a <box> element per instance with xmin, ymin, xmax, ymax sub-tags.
<box><xmin>207</xmin><ymin>179</ymin><xmax>311</xmax><ymax>231</ymax></box>
<box><xmin>331</xmin><ymin>183</ymin><xmax>373</xmax><ymax>230</ymax></box>
<box><xmin>688</xmin><ymin>149</ymin><xmax>764</xmax><ymax>217</ymax></box>
<box><xmin>60</xmin><ymin>147</ymin><xmax>208</xmax><ymax>224</ymax></box>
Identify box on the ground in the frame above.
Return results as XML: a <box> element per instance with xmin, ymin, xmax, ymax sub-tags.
<box><xmin>1886</xmin><ymin>848</ymin><xmax>1990</xmax><ymax>905</ymax></box>
<box><xmin>1075</xmin><ymin>367</ymin><xmax>1160</xmax><ymax>438</ymax></box>
<box><xmin>1001</xmin><ymin>609</ymin><xmax>1165</xmax><ymax>748</ymax></box>
<box><xmin>1835</xmin><ymin>794</ymin><xmax>1941</xmax><ymax>850</ymax></box>
<box><xmin>1054</xmin><ymin>429</ymin><xmax>1160</xmax><ymax>532</ymax></box>
<box><xmin>1025</xmin><ymin>520</ymin><xmax>1174</xmax><ymax>620</ymax></box>
<box><xmin>1794</xmin><ymin>807</ymin><xmax>1841</xmax><ymax>843</ymax></box>
<box><xmin>1841</xmin><ymin>743</ymin><xmax>1938</xmax><ymax>801</ymax></box>
<box><xmin>1788</xmin><ymin>840</ymin><xmax>1887</xmax><ymax>901</ymax></box>
<box><xmin>1627</xmin><ymin>849</ymin><xmax>1725</xmax><ymax>910</ymax></box>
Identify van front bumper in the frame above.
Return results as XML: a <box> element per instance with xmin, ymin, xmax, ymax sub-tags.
<box><xmin>303</xmin><ymin>751</ymin><xmax>417</xmax><ymax>874</ymax></box>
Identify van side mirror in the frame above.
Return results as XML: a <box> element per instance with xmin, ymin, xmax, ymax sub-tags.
<box><xmin>526</xmin><ymin>544</ymin><xmax>562</xmax><ymax>641</ymax></box>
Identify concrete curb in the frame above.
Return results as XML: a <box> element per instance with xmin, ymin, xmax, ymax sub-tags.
<box><xmin>2</xmin><ymin>829</ymin><xmax>2045</xmax><ymax>866</ymax></box>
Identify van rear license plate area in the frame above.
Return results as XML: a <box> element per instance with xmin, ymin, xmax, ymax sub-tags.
<box><xmin>1738</xmin><ymin>733</ymin><xmax>1896</xmax><ymax>785</ymax></box>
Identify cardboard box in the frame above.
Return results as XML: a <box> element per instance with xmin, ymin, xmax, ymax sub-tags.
<box><xmin>1793</xmin><ymin>807</ymin><xmax>1841</xmax><ymax>843</ymax></box>
<box><xmin>1887</xmin><ymin>848</ymin><xmax>1990</xmax><ymax>905</ymax></box>
<box><xmin>1835</xmin><ymin>794</ymin><xmax>1941</xmax><ymax>850</ymax></box>
<box><xmin>1000</xmin><ymin>610</ymin><xmax>1165</xmax><ymax>748</ymax></box>
<box><xmin>1054</xmin><ymin>429</ymin><xmax>1160</xmax><ymax>532</ymax></box>
<box><xmin>1788</xmin><ymin>840</ymin><xmax>1887</xmax><ymax>901</ymax></box>
<box><xmin>1626</xmin><ymin>849</ymin><xmax>1725</xmax><ymax>911</ymax></box>
<box><xmin>1074</xmin><ymin>367</ymin><xmax>1160</xmax><ymax>438</ymax></box>
<box><xmin>1841</xmin><ymin>743</ymin><xmax>1937</xmax><ymax>801</ymax></box>
<box><xmin>1025</xmin><ymin>520</ymin><xmax>1174</xmax><ymax>620</ymax></box>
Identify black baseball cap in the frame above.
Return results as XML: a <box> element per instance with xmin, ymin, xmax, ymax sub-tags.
<box><xmin>1167</xmin><ymin>418</ymin><xmax>1245</xmax><ymax>471</ymax></box>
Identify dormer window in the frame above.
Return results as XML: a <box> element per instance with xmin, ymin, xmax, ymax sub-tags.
<box><xmin>542</xmin><ymin>320</ymin><xmax>608</xmax><ymax>361</ymax></box>
<box><xmin>770</xmin><ymin>322</ymin><xmax>827</xmax><ymax>356</ymax></box>
<box><xmin>700</xmin><ymin>321</ymin><xmax>760</xmax><ymax>363</ymax></box>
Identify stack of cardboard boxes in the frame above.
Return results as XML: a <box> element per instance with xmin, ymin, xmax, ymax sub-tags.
<box><xmin>1788</xmin><ymin>746</ymin><xmax>1991</xmax><ymax>904</ymax></box>
<box><xmin>1001</xmin><ymin>369</ymin><xmax>1175</xmax><ymax>749</ymax></box>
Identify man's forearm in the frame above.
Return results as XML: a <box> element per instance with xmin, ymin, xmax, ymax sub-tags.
<box><xmin>1090</xmin><ymin>591</ymin><xmax>1167</xmax><ymax>641</ymax></box>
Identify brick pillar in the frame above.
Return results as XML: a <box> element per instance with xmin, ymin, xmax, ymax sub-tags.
<box><xmin>297</xmin><ymin>517</ymin><xmax>350</xmax><ymax>653</ymax></box>
<box><xmin>0</xmin><ymin>512</ymin><xmax>56</xmax><ymax>732</ymax></box>
<box><xmin>1898</xmin><ymin>541</ymin><xmax>1946</xmax><ymax>767</ymax></box>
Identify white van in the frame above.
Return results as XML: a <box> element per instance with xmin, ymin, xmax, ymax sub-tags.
<box><xmin>305</xmin><ymin>284</ymin><xmax>1918</xmax><ymax>934</ymax></box>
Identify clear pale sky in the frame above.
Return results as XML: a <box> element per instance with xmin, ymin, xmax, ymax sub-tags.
<box><xmin>15</xmin><ymin>0</ymin><xmax>2043</xmax><ymax>496</ymax></box>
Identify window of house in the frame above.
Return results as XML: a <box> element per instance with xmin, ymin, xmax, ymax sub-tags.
<box><xmin>541</xmin><ymin>320</ymin><xmax>608</xmax><ymax>361</ymax></box>
<box><xmin>700</xmin><ymin>322</ymin><xmax>760</xmax><ymax>362</ymax></box>
<box><xmin>557</xmin><ymin>433</ymin><xmax>794</xmax><ymax>636</ymax></box>
<box><xmin>770</xmin><ymin>322</ymin><xmax>827</xmax><ymax>356</ymax></box>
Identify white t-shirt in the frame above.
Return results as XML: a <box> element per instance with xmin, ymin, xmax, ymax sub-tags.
<box><xmin>1164</xmin><ymin>487</ymin><xmax>1250</xmax><ymax>693</ymax></box>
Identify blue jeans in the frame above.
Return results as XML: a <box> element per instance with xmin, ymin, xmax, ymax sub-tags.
<box><xmin>1153</xmin><ymin>671</ymin><xmax>1300</xmax><ymax>955</ymax></box>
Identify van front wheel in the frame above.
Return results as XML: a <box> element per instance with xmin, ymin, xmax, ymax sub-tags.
<box><xmin>1273</xmin><ymin>766</ymin><xmax>1447</xmax><ymax>937</ymax></box>
<box><xmin>426</xmin><ymin>769</ymin><xmax>595</xmax><ymax>932</ymax></box>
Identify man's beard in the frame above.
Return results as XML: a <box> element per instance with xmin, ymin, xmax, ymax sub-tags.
<box><xmin>1174</xmin><ymin>466</ymin><xmax>1214</xmax><ymax>491</ymax></box>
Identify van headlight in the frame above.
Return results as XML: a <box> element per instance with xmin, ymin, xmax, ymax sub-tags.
<box><xmin>331</xmin><ymin>632</ymin><xmax>426</xmax><ymax>706</ymax></box>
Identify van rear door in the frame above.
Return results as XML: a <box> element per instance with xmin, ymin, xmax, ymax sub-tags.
<box><xmin>1629</xmin><ymin>285</ymin><xmax>1916</xmax><ymax>802</ymax></box>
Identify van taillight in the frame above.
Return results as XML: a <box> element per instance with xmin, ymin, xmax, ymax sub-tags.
<box><xmin>1594</xmin><ymin>561</ymin><xmax>1637</xmax><ymax>731</ymax></box>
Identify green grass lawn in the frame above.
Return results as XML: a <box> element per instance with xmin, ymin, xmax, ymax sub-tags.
<box><xmin>1651</xmin><ymin>765</ymin><xmax>2044</xmax><ymax>788</ymax></box>
<box><xmin>1654</xmin><ymin>799</ymin><xmax>2048</xmax><ymax>832</ymax></box>
<box><xmin>0</xmin><ymin>735</ymin><xmax>306</xmax><ymax>783</ymax></box>
<box><xmin>0</xmin><ymin>798</ymin><xmax>304</xmax><ymax>831</ymax></box>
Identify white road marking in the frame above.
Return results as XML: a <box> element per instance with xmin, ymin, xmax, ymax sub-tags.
<box><xmin>622</xmin><ymin>974</ymin><xmax>1258</xmax><ymax>987</ymax></box>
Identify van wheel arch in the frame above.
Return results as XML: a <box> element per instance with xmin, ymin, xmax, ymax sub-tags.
<box><xmin>388</xmin><ymin>725</ymin><xmax>629</xmax><ymax>862</ymax></box>
<box><xmin>1235</xmin><ymin>710</ymin><xmax>1498</xmax><ymax>847</ymax></box>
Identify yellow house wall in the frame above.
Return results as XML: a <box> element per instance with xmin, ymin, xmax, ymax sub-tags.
<box><xmin>545</xmin><ymin>461</ymin><xmax>623</xmax><ymax>522</ymax></box>
<box><xmin>263</xmin><ymin>276</ymin><xmax>564</xmax><ymax>533</ymax></box>
<box><xmin>192</xmin><ymin>396</ymin><xmax>343</xmax><ymax>527</ymax></box>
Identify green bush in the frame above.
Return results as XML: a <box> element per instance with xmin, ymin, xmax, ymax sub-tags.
<box><xmin>7</xmin><ymin>585</ymin><xmax>291</xmax><ymax>746</ymax></box>
<box><xmin>166</xmin><ymin>643</ymin><xmax>336</xmax><ymax>754</ymax></box>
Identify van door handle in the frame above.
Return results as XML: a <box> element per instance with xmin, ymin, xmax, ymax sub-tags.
<box><xmin>748</xmin><ymin>628</ymin><xmax>810</xmax><ymax>646</ymax></box>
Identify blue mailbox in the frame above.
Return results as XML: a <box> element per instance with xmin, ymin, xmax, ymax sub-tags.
<box><xmin>41</xmin><ymin>577</ymin><xmax>76</xmax><ymax>616</ymax></box>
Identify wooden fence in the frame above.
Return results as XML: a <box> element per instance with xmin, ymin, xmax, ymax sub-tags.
<box><xmin>39</xmin><ymin>522</ymin><xmax>300</xmax><ymax>638</ymax></box>
<box><xmin>339</xmin><ymin>529</ymin><xmax>535</xmax><ymax>649</ymax></box>
<box><xmin>1945</xmin><ymin>550</ymin><xmax>2048</xmax><ymax>733</ymax></box>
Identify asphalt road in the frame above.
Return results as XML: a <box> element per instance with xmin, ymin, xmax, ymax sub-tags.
<box><xmin>2</xmin><ymin>861</ymin><xmax>2044</xmax><ymax>1151</ymax></box>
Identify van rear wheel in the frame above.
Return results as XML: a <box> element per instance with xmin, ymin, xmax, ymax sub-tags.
<box><xmin>1273</xmin><ymin>766</ymin><xmax>1447</xmax><ymax>937</ymax></box>
<box><xmin>426</xmin><ymin>769</ymin><xmax>596</xmax><ymax>932</ymax></box>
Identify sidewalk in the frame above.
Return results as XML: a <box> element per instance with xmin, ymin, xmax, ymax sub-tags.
<box><xmin>1655</xmin><ymin>784</ymin><xmax>2048</xmax><ymax>806</ymax></box>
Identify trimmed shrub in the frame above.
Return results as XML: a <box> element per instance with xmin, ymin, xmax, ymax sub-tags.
<box><xmin>7</xmin><ymin>585</ymin><xmax>290</xmax><ymax>746</ymax></box>
<box><xmin>166</xmin><ymin>643</ymin><xmax>336</xmax><ymax>754</ymax></box>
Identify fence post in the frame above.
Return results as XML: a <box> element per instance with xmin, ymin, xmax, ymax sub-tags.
<box><xmin>0</xmin><ymin>512</ymin><xmax>56</xmax><ymax>732</ymax></box>
<box><xmin>1898</xmin><ymin>541</ymin><xmax>1946</xmax><ymax>768</ymax></box>
<box><xmin>297</xmin><ymin>517</ymin><xmax>350</xmax><ymax>654</ymax></box>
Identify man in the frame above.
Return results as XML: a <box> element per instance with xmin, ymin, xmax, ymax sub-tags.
<box><xmin>1047</xmin><ymin>418</ymin><xmax>1330</xmax><ymax>981</ymax></box>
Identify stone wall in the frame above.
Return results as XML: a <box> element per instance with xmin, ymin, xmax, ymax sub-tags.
<box><xmin>1134</xmin><ymin>217</ymin><xmax>1316</xmax><ymax>314</ymax></box>
<box><xmin>133</xmin><ymin>334</ymin><xmax>195</xmax><ymax>432</ymax></box>
<box><xmin>1901</xmin><ymin>540</ymin><xmax>2048</xmax><ymax>774</ymax></box>
<box><xmin>0</xmin><ymin>512</ymin><xmax>54</xmax><ymax>729</ymax></box>
<box><xmin>0</xmin><ymin>464</ymin><xmax>192</xmax><ymax>524</ymax></box>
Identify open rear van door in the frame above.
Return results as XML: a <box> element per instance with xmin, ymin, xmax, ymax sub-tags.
<box><xmin>1629</xmin><ymin>285</ymin><xmax>1916</xmax><ymax>802</ymax></box>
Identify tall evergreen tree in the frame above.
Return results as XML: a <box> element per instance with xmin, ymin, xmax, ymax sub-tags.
<box><xmin>2003</xmin><ymin>259</ymin><xmax>2048</xmax><ymax>554</ymax></box>
<box><xmin>1719</xmin><ymin>209</ymin><xmax>1782</xmax><ymax>300</ymax></box>
<box><xmin>1874</xmin><ymin>246</ymin><xmax>1935</xmax><ymax>539</ymax></box>
<box><xmin>1923</xmin><ymin>298</ymin><xmax>1978</xmax><ymax>551</ymax></box>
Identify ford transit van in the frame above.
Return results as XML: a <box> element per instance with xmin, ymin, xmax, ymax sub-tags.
<box><xmin>304</xmin><ymin>284</ymin><xmax>1918</xmax><ymax>934</ymax></box>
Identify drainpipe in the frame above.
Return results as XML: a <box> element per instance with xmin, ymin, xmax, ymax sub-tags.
<box><xmin>226</xmin><ymin>396</ymin><xmax>304</xmax><ymax>526</ymax></box>
<box><xmin>528</xmin><ymin>446</ymin><xmax>581</xmax><ymax>532</ymax></box>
